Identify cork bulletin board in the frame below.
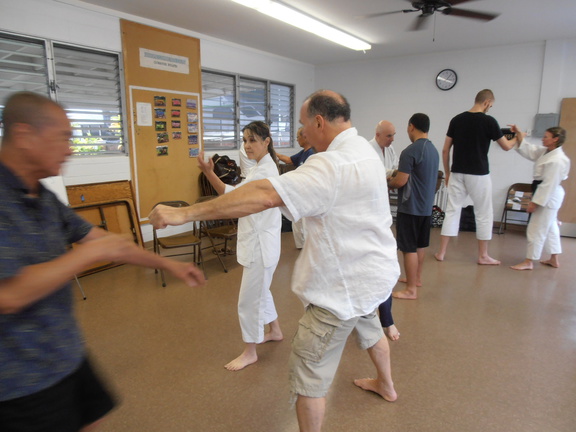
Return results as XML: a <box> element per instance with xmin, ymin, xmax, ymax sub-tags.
<box><xmin>558</xmin><ymin>97</ymin><xmax>576</xmax><ymax>224</ymax></box>
<box><xmin>120</xmin><ymin>20</ymin><xmax>203</xmax><ymax>222</ymax></box>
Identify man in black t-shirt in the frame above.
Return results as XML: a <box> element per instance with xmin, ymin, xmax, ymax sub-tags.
<box><xmin>434</xmin><ymin>89</ymin><xmax>518</xmax><ymax>265</ymax></box>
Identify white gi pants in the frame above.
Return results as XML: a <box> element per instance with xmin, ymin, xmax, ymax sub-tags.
<box><xmin>292</xmin><ymin>219</ymin><xmax>306</xmax><ymax>249</ymax></box>
<box><xmin>238</xmin><ymin>257</ymin><xmax>278</xmax><ymax>344</ymax></box>
<box><xmin>526</xmin><ymin>206</ymin><xmax>562</xmax><ymax>260</ymax></box>
<box><xmin>441</xmin><ymin>173</ymin><xmax>493</xmax><ymax>240</ymax></box>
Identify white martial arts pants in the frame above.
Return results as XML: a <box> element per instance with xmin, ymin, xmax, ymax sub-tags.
<box><xmin>292</xmin><ymin>219</ymin><xmax>306</xmax><ymax>249</ymax></box>
<box><xmin>441</xmin><ymin>173</ymin><xmax>494</xmax><ymax>240</ymax></box>
<box><xmin>238</xmin><ymin>257</ymin><xmax>278</xmax><ymax>344</ymax></box>
<box><xmin>526</xmin><ymin>206</ymin><xmax>562</xmax><ymax>260</ymax></box>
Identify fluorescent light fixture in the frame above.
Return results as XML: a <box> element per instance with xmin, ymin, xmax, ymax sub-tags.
<box><xmin>231</xmin><ymin>0</ymin><xmax>371</xmax><ymax>51</ymax></box>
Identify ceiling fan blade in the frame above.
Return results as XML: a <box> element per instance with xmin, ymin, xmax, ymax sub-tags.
<box><xmin>409</xmin><ymin>15</ymin><xmax>431</xmax><ymax>31</ymax></box>
<box><xmin>356</xmin><ymin>10</ymin><xmax>405</xmax><ymax>19</ymax></box>
<box><xmin>446</xmin><ymin>0</ymin><xmax>479</xmax><ymax>6</ymax></box>
<box><xmin>357</xmin><ymin>9</ymin><xmax>419</xmax><ymax>19</ymax></box>
<box><xmin>445</xmin><ymin>8</ymin><xmax>500</xmax><ymax>21</ymax></box>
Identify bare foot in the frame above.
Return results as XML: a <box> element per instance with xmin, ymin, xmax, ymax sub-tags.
<box><xmin>353</xmin><ymin>378</ymin><xmax>397</xmax><ymax>402</ymax></box>
<box><xmin>224</xmin><ymin>350</ymin><xmax>257</xmax><ymax>371</ymax></box>
<box><xmin>398</xmin><ymin>277</ymin><xmax>422</xmax><ymax>287</ymax></box>
<box><xmin>262</xmin><ymin>329</ymin><xmax>284</xmax><ymax>343</ymax></box>
<box><xmin>434</xmin><ymin>252</ymin><xmax>444</xmax><ymax>262</ymax></box>
<box><xmin>510</xmin><ymin>262</ymin><xmax>533</xmax><ymax>270</ymax></box>
<box><xmin>392</xmin><ymin>290</ymin><xmax>417</xmax><ymax>300</ymax></box>
<box><xmin>540</xmin><ymin>259</ymin><xmax>559</xmax><ymax>268</ymax></box>
<box><xmin>384</xmin><ymin>325</ymin><xmax>400</xmax><ymax>341</ymax></box>
<box><xmin>478</xmin><ymin>256</ymin><xmax>501</xmax><ymax>265</ymax></box>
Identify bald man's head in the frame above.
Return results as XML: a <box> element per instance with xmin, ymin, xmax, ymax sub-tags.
<box><xmin>375</xmin><ymin>120</ymin><xmax>396</xmax><ymax>148</ymax></box>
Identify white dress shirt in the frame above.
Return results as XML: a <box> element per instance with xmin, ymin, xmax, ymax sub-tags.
<box><xmin>269</xmin><ymin>128</ymin><xmax>400</xmax><ymax>321</ymax></box>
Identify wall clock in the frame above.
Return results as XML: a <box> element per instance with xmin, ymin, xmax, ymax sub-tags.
<box><xmin>436</xmin><ymin>69</ymin><xmax>457</xmax><ymax>91</ymax></box>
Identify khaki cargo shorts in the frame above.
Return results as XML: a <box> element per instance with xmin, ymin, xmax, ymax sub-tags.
<box><xmin>289</xmin><ymin>304</ymin><xmax>383</xmax><ymax>399</ymax></box>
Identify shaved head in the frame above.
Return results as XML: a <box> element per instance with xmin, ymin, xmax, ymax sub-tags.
<box><xmin>375</xmin><ymin>120</ymin><xmax>396</xmax><ymax>148</ymax></box>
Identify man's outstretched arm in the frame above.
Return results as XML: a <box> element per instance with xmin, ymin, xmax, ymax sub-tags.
<box><xmin>149</xmin><ymin>179</ymin><xmax>284</xmax><ymax>229</ymax></box>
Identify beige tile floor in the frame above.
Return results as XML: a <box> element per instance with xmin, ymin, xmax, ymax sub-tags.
<box><xmin>75</xmin><ymin>228</ymin><xmax>576</xmax><ymax>432</ymax></box>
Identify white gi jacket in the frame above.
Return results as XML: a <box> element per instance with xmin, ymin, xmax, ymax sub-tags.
<box><xmin>516</xmin><ymin>140</ymin><xmax>570</xmax><ymax>209</ymax></box>
<box><xmin>225</xmin><ymin>153</ymin><xmax>281</xmax><ymax>268</ymax></box>
<box><xmin>368</xmin><ymin>138</ymin><xmax>398</xmax><ymax>178</ymax></box>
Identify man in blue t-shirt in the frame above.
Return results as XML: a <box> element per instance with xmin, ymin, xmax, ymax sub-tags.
<box><xmin>434</xmin><ymin>89</ymin><xmax>519</xmax><ymax>265</ymax></box>
<box><xmin>388</xmin><ymin>113</ymin><xmax>439</xmax><ymax>300</ymax></box>
<box><xmin>277</xmin><ymin>127</ymin><xmax>315</xmax><ymax>248</ymax></box>
<box><xmin>0</xmin><ymin>92</ymin><xmax>205</xmax><ymax>432</ymax></box>
<box><xmin>277</xmin><ymin>126</ymin><xmax>315</xmax><ymax>167</ymax></box>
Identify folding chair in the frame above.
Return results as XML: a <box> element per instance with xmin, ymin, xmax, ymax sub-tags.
<box><xmin>195</xmin><ymin>196</ymin><xmax>237</xmax><ymax>273</ymax></box>
<box><xmin>498</xmin><ymin>183</ymin><xmax>533</xmax><ymax>234</ymax></box>
<box><xmin>152</xmin><ymin>201</ymin><xmax>203</xmax><ymax>286</ymax></box>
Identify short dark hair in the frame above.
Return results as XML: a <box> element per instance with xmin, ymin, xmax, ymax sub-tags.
<box><xmin>547</xmin><ymin>126</ymin><xmax>566</xmax><ymax>146</ymax></box>
<box><xmin>475</xmin><ymin>89</ymin><xmax>494</xmax><ymax>104</ymax></box>
<box><xmin>409</xmin><ymin>113</ymin><xmax>430</xmax><ymax>133</ymax></box>
<box><xmin>306</xmin><ymin>90</ymin><xmax>351</xmax><ymax>122</ymax></box>
<box><xmin>1</xmin><ymin>91</ymin><xmax>63</xmax><ymax>140</ymax></box>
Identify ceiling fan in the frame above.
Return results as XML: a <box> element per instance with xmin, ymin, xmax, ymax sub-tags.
<box><xmin>359</xmin><ymin>0</ymin><xmax>500</xmax><ymax>31</ymax></box>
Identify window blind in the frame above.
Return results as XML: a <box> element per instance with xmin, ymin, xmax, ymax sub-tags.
<box><xmin>53</xmin><ymin>44</ymin><xmax>124</xmax><ymax>155</ymax></box>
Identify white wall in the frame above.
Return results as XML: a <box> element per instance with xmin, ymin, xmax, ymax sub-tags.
<box><xmin>315</xmin><ymin>38</ymin><xmax>576</xmax><ymax>223</ymax></box>
<box><xmin>2</xmin><ymin>0</ymin><xmax>575</xmax><ymax>237</ymax></box>
<box><xmin>0</xmin><ymin>0</ymin><xmax>315</xmax><ymax>241</ymax></box>
<box><xmin>0</xmin><ymin>0</ymin><xmax>315</xmax><ymax>186</ymax></box>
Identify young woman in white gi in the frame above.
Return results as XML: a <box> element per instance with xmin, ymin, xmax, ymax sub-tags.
<box><xmin>508</xmin><ymin>126</ymin><xmax>570</xmax><ymax>270</ymax></box>
<box><xmin>198</xmin><ymin>121</ymin><xmax>283</xmax><ymax>370</ymax></box>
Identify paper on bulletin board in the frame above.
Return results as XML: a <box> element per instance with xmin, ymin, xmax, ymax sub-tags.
<box><xmin>136</xmin><ymin>102</ymin><xmax>153</xmax><ymax>126</ymax></box>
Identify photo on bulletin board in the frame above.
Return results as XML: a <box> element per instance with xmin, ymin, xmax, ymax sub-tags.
<box><xmin>187</xmin><ymin>112</ymin><xmax>197</xmax><ymax>122</ymax></box>
<box><xmin>172</xmin><ymin>131</ymin><xmax>182</xmax><ymax>140</ymax></box>
<box><xmin>154</xmin><ymin>108</ymin><xmax>166</xmax><ymax>119</ymax></box>
<box><xmin>189</xmin><ymin>147</ymin><xmax>199</xmax><ymax>157</ymax></box>
<box><xmin>187</xmin><ymin>123</ymin><xmax>198</xmax><ymax>133</ymax></box>
<box><xmin>156</xmin><ymin>145</ymin><xmax>169</xmax><ymax>156</ymax></box>
<box><xmin>171</xmin><ymin>109</ymin><xmax>181</xmax><ymax>118</ymax></box>
<box><xmin>186</xmin><ymin>99</ymin><xmax>197</xmax><ymax>109</ymax></box>
<box><xmin>172</xmin><ymin>98</ymin><xmax>181</xmax><ymax>107</ymax></box>
<box><xmin>154</xmin><ymin>96</ymin><xmax>166</xmax><ymax>106</ymax></box>
<box><xmin>171</xmin><ymin>120</ymin><xmax>181</xmax><ymax>128</ymax></box>
<box><xmin>157</xmin><ymin>132</ymin><xmax>169</xmax><ymax>143</ymax></box>
<box><xmin>155</xmin><ymin>121</ymin><xmax>166</xmax><ymax>131</ymax></box>
<box><xmin>188</xmin><ymin>134</ymin><xmax>198</xmax><ymax>145</ymax></box>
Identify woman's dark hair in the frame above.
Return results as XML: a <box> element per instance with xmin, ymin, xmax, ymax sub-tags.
<box><xmin>546</xmin><ymin>126</ymin><xmax>566</xmax><ymax>147</ymax></box>
<box><xmin>242</xmin><ymin>121</ymin><xmax>279</xmax><ymax>167</ymax></box>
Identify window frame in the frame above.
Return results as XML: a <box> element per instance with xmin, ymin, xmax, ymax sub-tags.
<box><xmin>201</xmin><ymin>68</ymin><xmax>294</xmax><ymax>151</ymax></box>
<box><xmin>0</xmin><ymin>30</ymin><xmax>128</xmax><ymax>157</ymax></box>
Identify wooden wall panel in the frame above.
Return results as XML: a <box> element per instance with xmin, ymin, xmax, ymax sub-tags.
<box><xmin>558</xmin><ymin>98</ymin><xmax>576</xmax><ymax>224</ymax></box>
<box><xmin>120</xmin><ymin>20</ymin><xmax>203</xmax><ymax>222</ymax></box>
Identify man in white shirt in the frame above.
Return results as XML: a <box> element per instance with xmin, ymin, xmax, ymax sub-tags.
<box><xmin>150</xmin><ymin>90</ymin><xmax>400</xmax><ymax>432</ymax></box>
<box><xmin>368</xmin><ymin>120</ymin><xmax>398</xmax><ymax>178</ymax></box>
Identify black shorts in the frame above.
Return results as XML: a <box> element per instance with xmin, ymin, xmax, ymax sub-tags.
<box><xmin>0</xmin><ymin>357</ymin><xmax>116</xmax><ymax>432</ymax></box>
<box><xmin>395</xmin><ymin>212</ymin><xmax>432</xmax><ymax>253</ymax></box>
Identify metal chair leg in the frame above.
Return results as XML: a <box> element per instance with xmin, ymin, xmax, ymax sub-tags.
<box><xmin>75</xmin><ymin>275</ymin><xmax>86</xmax><ymax>300</ymax></box>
